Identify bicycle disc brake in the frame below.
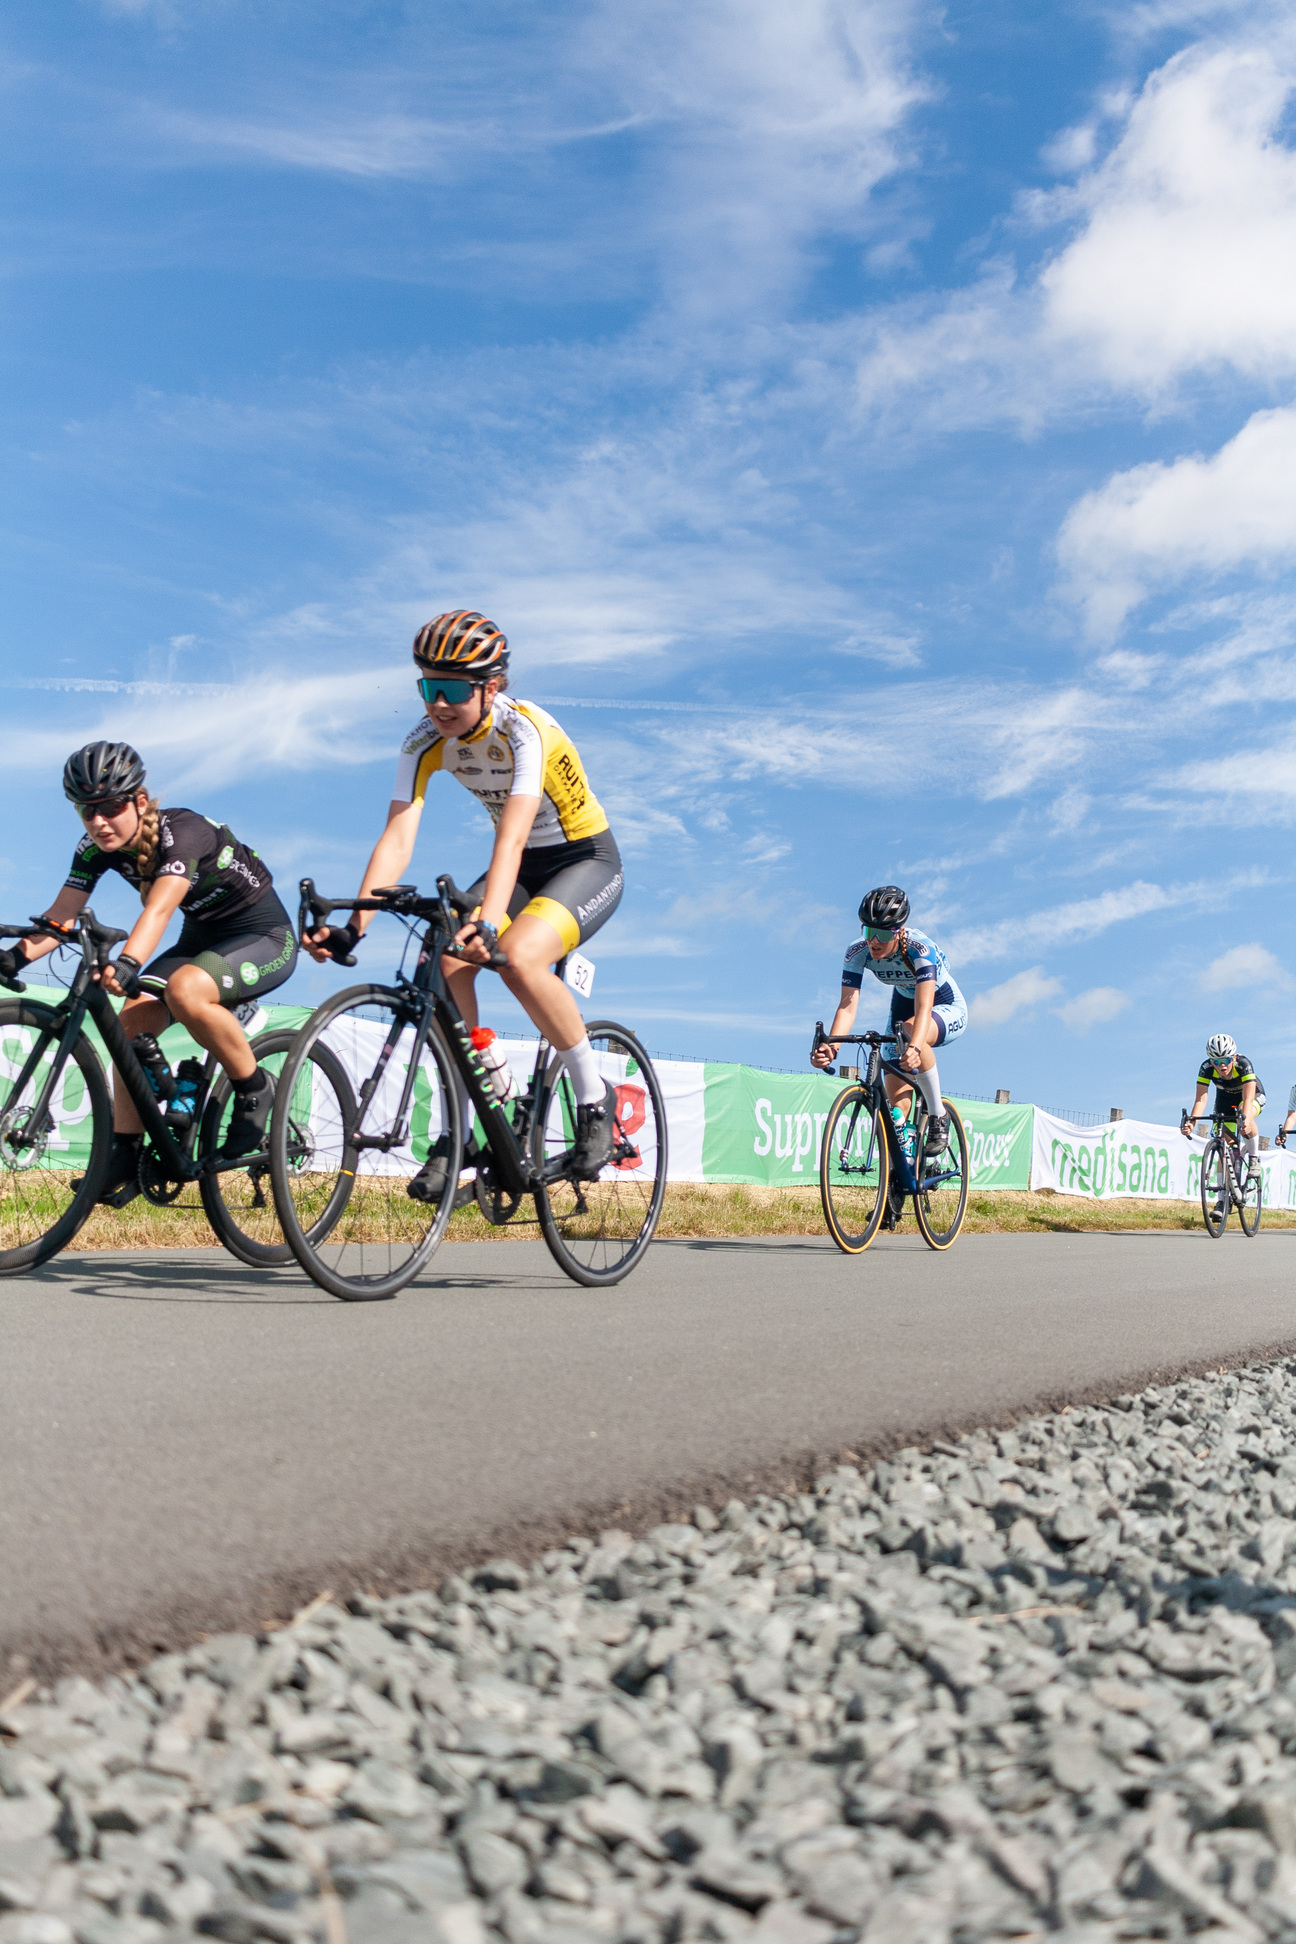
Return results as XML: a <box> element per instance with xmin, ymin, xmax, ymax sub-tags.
<box><xmin>0</xmin><ymin>1104</ymin><xmax>51</xmax><ymax>1171</ymax></box>
<box><xmin>139</xmin><ymin>1144</ymin><xmax>186</xmax><ymax>1206</ymax></box>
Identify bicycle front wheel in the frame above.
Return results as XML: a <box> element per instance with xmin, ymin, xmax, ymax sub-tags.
<box><xmin>1201</xmin><ymin>1139</ymin><xmax>1228</xmax><ymax>1238</ymax></box>
<box><xmin>531</xmin><ymin>1023</ymin><xmax>667</xmax><ymax>1287</ymax></box>
<box><xmin>819</xmin><ymin>1085</ymin><xmax>888</xmax><ymax>1253</ymax></box>
<box><xmin>913</xmin><ymin>1098</ymin><xmax>969</xmax><ymax>1250</ymax></box>
<box><xmin>1240</xmin><ymin>1158</ymin><xmax>1263</xmax><ymax>1236</ymax></box>
<box><xmin>268</xmin><ymin>987</ymin><xmax>462</xmax><ymax>1300</ymax></box>
<box><xmin>198</xmin><ymin>1029</ymin><xmax>355</xmax><ymax>1268</ymax></box>
<box><xmin>0</xmin><ymin>999</ymin><xmax>113</xmax><ymax>1274</ymax></box>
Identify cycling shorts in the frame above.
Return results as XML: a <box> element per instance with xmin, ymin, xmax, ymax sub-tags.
<box><xmin>889</xmin><ymin>982</ymin><xmax>967</xmax><ymax>1048</ymax></box>
<box><xmin>140</xmin><ymin>889</ymin><xmax>299</xmax><ymax>1014</ymax></box>
<box><xmin>464</xmin><ymin>829</ymin><xmax>623</xmax><ymax>957</ymax></box>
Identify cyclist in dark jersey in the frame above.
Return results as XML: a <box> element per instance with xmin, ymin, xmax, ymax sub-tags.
<box><xmin>1182</xmin><ymin>1031</ymin><xmax>1264</xmax><ymax>1180</ymax></box>
<box><xmin>0</xmin><ymin>742</ymin><xmax>297</xmax><ymax>1204</ymax></box>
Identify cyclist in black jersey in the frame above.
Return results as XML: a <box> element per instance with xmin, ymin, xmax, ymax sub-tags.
<box><xmin>1182</xmin><ymin>1031</ymin><xmax>1264</xmax><ymax>1179</ymax></box>
<box><xmin>0</xmin><ymin>742</ymin><xmax>298</xmax><ymax>1204</ymax></box>
<box><xmin>303</xmin><ymin>611</ymin><xmax>624</xmax><ymax>1190</ymax></box>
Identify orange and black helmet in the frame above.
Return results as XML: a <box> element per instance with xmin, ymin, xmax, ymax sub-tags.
<box><xmin>412</xmin><ymin>610</ymin><xmax>508</xmax><ymax>678</ymax></box>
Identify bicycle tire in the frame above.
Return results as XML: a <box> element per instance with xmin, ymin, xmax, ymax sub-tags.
<box><xmin>0</xmin><ymin>999</ymin><xmax>113</xmax><ymax>1275</ymax></box>
<box><xmin>913</xmin><ymin>1098</ymin><xmax>969</xmax><ymax>1251</ymax></box>
<box><xmin>1239</xmin><ymin>1156</ymin><xmax>1263</xmax><ymax>1236</ymax></box>
<box><xmin>198</xmin><ymin>1029</ymin><xmax>355</xmax><ymax>1268</ymax></box>
<box><xmin>819</xmin><ymin>1085</ymin><xmax>889</xmax><ymax>1253</ymax></box>
<box><xmin>531</xmin><ymin>1021</ymin><xmax>667</xmax><ymax>1286</ymax></box>
<box><xmin>268</xmin><ymin>985</ymin><xmax>462</xmax><ymax>1301</ymax></box>
<box><xmin>1201</xmin><ymin>1139</ymin><xmax>1228</xmax><ymax>1238</ymax></box>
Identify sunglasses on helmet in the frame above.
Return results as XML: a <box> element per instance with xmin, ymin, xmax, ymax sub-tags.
<box><xmin>417</xmin><ymin>674</ymin><xmax>485</xmax><ymax>706</ymax></box>
<box><xmin>74</xmin><ymin>794</ymin><xmax>134</xmax><ymax>821</ymax></box>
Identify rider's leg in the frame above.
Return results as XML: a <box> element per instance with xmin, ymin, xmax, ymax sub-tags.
<box><xmin>438</xmin><ymin>956</ymin><xmax>479</xmax><ymax>1142</ymax></box>
<box><xmin>898</xmin><ymin>1016</ymin><xmax>944</xmax><ymax>1120</ymax></box>
<box><xmin>165</xmin><ymin>964</ymin><xmax>256</xmax><ymax>1079</ymax></box>
<box><xmin>497</xmin><ymin>913</ymin><xmax>602</xmax><ymax>1098</ymax></box>
<box><xmin>112</xmin><ymin>994</ymin><xmax>171</xmax><ymax>1134</ymax></box>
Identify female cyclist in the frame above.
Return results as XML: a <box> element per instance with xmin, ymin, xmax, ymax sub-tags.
<box><xmin>0</xmin><ymin>742</ymin><xmax>298</xmax><ymax>1205</ymax></box>
<box><xmin>811</xmin><ymin>884</ymin><xmax>967</xmax><ymax>1155</ymax></box>
<box><xmin>304</xmin><ymin>610</ymin><xmax>622</xmax><ymax>1196</ymax></box>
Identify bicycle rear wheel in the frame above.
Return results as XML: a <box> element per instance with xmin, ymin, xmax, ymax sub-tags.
<box><xmin>531</xmin><ymin>1023</ymin><xmax>667</xmax><ymax>1286</ymax></box>
<box><xmin>819</xmin><ymin>1085</ymin><xmax>888</xmax><ymax>1253</ymax></box>
<box><xmin>198</xmin><ymin>1029</ymin><xmax>355</xmax><ymax>1268</ymax></box>
<box><xmin>1240</xmin><ymin>1157</ymin><xmax>1263</xmax><ymax>1236</ymax></box>
<box><xmin>0</xmin><ymin>999</ymin><xmax>113</xmax><ymax>1274</ymax></box>
<box><xmin>269</xmin><ymin>987</ymin><xmax>461</xmax><ymax>1301</ymax></box>
<box><xmin>913</xmin><ymin>1098</ymin><xmax>969</xmax><ymax>1250</ymax></box>
<box><xmin>1201</xmin><ymin>1139</ymin><xmax>1228</xmax><ymax>1238</ymax></box>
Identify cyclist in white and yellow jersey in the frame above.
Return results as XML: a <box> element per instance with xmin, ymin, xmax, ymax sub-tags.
<box><xmin>304</xmin><ymin>611</ymin><xmax>623</xmax><ymax>1191</ymax></box>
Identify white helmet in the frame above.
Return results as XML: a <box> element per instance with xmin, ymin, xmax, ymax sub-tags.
<box><xmin>1207</xmin><ymin>1032</ymin><xmax>1237</xmax><ymax>1063</ymax></box>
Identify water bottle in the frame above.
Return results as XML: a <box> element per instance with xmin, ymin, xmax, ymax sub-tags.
<box><xmin>892</xmin><ymin>1106</ymin><xmax>917</xmax><ymax>1177</ymax></box>
<box><xmin>134</xmin><ymin>1034</ymin><xmax>175</xmax><ymax>1103</ymax></box>
<box><xmin>470</xmin><ymin>1027</ymin><xmax>518</xmax><ymax>1103</ymax></box>
<box><xmin>167</xmin><ymin>1058</ymin><xmax>204</xmax><ymax>1130</ymax></box>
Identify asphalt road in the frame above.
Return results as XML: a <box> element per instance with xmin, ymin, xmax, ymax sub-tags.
<box><xmin>3</xmin><ymin>1229</ymin><xmax>1296</xmax><ymax>1678</ymax></box>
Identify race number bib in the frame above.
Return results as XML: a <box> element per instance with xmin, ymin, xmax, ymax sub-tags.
<box><xmin>564</xmin><ymin>952</ymin><xmax>595</xmax><ymax>998</ymax></box>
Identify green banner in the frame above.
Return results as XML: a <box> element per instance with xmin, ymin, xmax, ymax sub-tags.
<box><xmin>699</xmin><ymin>1064</ymin><xmax>1034</xmax><ymax>1188</ymax></box>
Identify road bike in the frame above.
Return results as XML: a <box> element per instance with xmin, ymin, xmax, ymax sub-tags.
<box><xmin>1184</xmin><ymin>1108</ymin><xmax>1262</xmax><ymax>1239</ymax></box>
<box><xmin>267</xmin><ymin>876</ymin><xmax>668</xmax><ymax>1301</ymax></box>
<box><xmin>0</xmin><ymin>909</ymin><xmax>345</xmax><ymax>1273</ymax></box>
<box><xmin>813</xmin><ymin>1025</ymin><xmax>969</xmax><ymax>1253</ymax></box>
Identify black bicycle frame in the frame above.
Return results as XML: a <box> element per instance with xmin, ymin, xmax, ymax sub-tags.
<box><xmin>1</xmin><ymin>910</ymin><xmax>217</xmax><ymax>1181</ymax></box>
<box><xmin>299</xmin><ymin>876</ymin><xmax>544</xmax><ymax>1201</ymax></box>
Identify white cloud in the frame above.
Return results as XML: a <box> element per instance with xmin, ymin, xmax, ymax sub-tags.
<box><xmin>1058</xmin><ymin>405</ymin><xmax>1296</xmax><ymax>634</ymax></box>
<box><xmin>1055</xmin><ymin>986</ymin><xmax>1130</xmax><ymax>1031</ymax></box>
<box><xmin>948</xmin><ymin>878</ymin><xmax>1202</xmax><ymax>967</ymax></box>
<box><xmin>1200</xmin><ymin>940</ymin><xmax>1292</xmax><ymax>990</ymax></box>
<box><xmin>1040</xmin><ymin>43</ymin><xmax>1296</xmax><ymax>390</ymax></box>
<box><xmin>970</xmin><ymin>966</ymin><xmax>1064</xmax><ymax>1028</ymax></box>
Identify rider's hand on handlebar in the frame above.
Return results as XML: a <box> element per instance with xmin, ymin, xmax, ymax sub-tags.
<box><xmin>0</xmin><ymin>944</ymin><xmax>26</xmax><ymax>986</ymax></box>
<box><xmin>101</xmin><ymin>953</ymin><xmax>142</xmax><ymax>1000</ymax></box>
<box><xmin>304</xmin><ymin>922</ymin><xmax>359</xmax><ymax>965</ymax></box>
<box><xmin>452</xmin><ymin>917</ymin><xmax>501</xmax><ymax>966</ymax></box>
<box><xmin>810</xmin><ymin>1040</ymin><xmax>837</xmax><ymax>1069</ymax></box>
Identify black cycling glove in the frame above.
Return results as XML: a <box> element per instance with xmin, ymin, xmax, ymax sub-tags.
<box><xmin>110</xmin><ymin>953</ymin><xmax>143</xmax><ymax>997</ymax></box>
<box><xmin>0</xmin><ymin>944</ymin><xmax>26</xmax><ymax>986</ymax></box>
<box><xmin>318</xmin><ymin>923</ymin><xmax>360</xmax><ymax>965</ymax></box>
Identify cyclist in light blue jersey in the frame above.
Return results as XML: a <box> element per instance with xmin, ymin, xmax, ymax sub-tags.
<box><xmin>811</xmin><ymin>884</ymin><xmax>967</xmax><ymax>1155</ymax></box>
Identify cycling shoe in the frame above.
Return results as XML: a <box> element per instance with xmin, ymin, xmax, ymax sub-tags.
<box><xmin>220</xmin><ymin>1069</ymin><xmax>275</xmax><ymax>1161</ymax></box>
<box><xmin>569</xmin><ymin>1082</ymin><xmax>618</xmax><ymax>1178</ymax></box>
<box><xmin>74</xmin><ymin>1132</ymin><xmax>142</xmax><ymax>1208</ymax></box>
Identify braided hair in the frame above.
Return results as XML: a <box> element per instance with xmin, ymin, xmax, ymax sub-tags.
<box><xmin>132</xmin><ymin>798</ymin><xmax>163</xmax><ymax>903</ymax></box>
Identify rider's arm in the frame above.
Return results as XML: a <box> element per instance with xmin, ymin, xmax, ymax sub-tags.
<box><xmin>1241</xmin><ymin>1077</ymin><xmax>1257</xmax><ymax>1133</ymax></box>
<box><xmin>812</xmin><ymin>986</ymin><xmax>860</xmax><ymax>1067</ymax></box>
<box><xmin>15</xmin><ymin>886</ymin><xmax>89</xmax><ymax>963</ymax></box>
<box><xmin>98</xmin><ymin>875</ymin><xmax>190</xmax><ymax>995</ymax></box>
<box><xmin>1185</xmin><ymin>1082</ymin><xmax>1209</xmax><ymax>1129</ymax></box>
<box><xmin>309</xmin><ymin>799</ymin><xmax>424</xmax><ymax>952</ymax></box>
<box><xmin>473</xmin><ymin>794</ymin><xmax>540</xmax><ymax>934</ymax></box>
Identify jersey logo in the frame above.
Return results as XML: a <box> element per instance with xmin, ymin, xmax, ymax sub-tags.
<box><xmin>240</xmin><ymin>962</ymin><xmax>259</xmax><ymax>986</ymax></box>
<box><xmin>159</xmin><ymin>860</ymin><xmax>188</xmax><ymax>877</ymax></box>
<box><xmin>217</xmin><ymin>844</ymin><xmax>233</xmax><ymax>868</ymax></box>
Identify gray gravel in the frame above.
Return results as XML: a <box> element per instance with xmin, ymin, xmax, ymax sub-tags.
<box><xmin>8</xmin><ymin>1360</ymin><xmax>1296</xmax><ymax>1942</ymax></box>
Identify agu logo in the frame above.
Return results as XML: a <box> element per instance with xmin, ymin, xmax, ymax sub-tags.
<box><xmin>239</xmin><ymin>962</ymin><xmax>260</xmax><ymax>986</ymax></box>
<box><xmin>217</xmin><ymin>845</ymin><xmax>234</xmax><ymax>869</ymax></box>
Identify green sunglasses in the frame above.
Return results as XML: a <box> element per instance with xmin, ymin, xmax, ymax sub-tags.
<box><xmin>418</xmin><ymin>674</ymin><xmax>485</xmax><ymax>705</ymax></box>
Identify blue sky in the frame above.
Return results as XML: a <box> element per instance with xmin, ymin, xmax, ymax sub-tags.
<box><xmin>4</xmin><ymin>0</ymin><xmax>1296</xmax><ymax>1120</ymax></box>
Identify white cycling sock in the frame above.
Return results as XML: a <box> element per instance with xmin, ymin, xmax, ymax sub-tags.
<box><xmin>915</xmin><ymin>1061</ymin><xmax>943</xmax><ymax>1119</ymax></box>
<box><xmin>562</xmin><ymin>1036</ymin><xmax>605</xmax><ymax>1106</ymax></box>
<box><xmin>1242</xmin><ymin>1131</ymin><xmax>1260</xmax><ymax>1164</ymax></box>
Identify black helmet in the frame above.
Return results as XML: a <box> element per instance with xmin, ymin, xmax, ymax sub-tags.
<box><xmin>62</xmin><ymin>741</ymin><xmax>146</xmax><ymax>808</ymax></box>
<box><xmin>858</xmin><ymin>884</ymin><xmax>909</xmax><ymax>929</ymax></box>
<box><xmin>412</xmin><ymin>610</ymin><xmax>509</xmax><ymax>678</ymax></box>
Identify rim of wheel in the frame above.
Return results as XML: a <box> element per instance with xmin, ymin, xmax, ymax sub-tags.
<box><xmin>820</xmin><ymin>1086</ymin><xmax>887</xmax><ymax>1254</ymax></box>
<box><xmin>531</xmin><ymin>1024</ymin><xmax>666</xmax><ymax>1286</ymax></box>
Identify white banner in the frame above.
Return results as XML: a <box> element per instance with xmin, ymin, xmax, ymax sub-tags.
<box><xmin>1032</xmin><ymin>1108</ymin><xmax>1296</xmax><ymax>1208</ymax></box>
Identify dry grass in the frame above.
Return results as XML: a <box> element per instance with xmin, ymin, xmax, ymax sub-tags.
<box><xmin>53</xmin><ymin>1179</ymin><xmax>1296</xmax><ymax>1250</ymax></box>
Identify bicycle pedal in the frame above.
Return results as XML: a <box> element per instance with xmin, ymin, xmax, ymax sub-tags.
<box><xmin>102</xmin><ymin>1181</ymin><xmax>142</xmax><ymax>1210</ymax></box>
<box><xmin>452</xmin><ymin>1181</ymin><xmax>476</xmax><ymax>1211</ymax></box>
